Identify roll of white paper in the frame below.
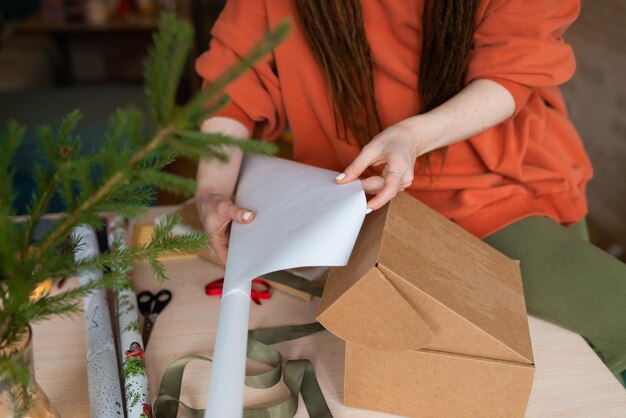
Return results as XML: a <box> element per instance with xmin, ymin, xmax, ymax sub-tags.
<box><xmin>204</xmin><ymin>156</ymin><xmax>366</xmax><ymax>418</ymax></box>
<box><xmin>204</xmin><ymin>281</ymin><xmax>252</xmax><ymax>418</ymax></box>
<box><xmin>73</xmin><ymin>225</ymin><xmax>124</xmax><ymax>418</ymax></box>
<box><xmin>107</xmin><ymin>216</ymin><xmax>153</xmax><ymax>418</ymax></box>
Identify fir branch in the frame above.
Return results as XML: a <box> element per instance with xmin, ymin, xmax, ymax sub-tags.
<box><xmin>38</xmin><ymin>125</ymin><xmax>55</xmax><ymax>166</ymax></box>
<box><xmin>174</xmin><ymin>92</ymin><xmax>230</xmax><ymax>130</ymax></box>
<box><xmin>139</xmin><ymin>169</ymin><xmax>197</xmax><ymax>197</ymax></box>
<box><xmin>149</xmin><ymin>257</ymin><xmax>167</xmax><ymax>283</ymax></box>
<box><xmin>145</xmin><ymin>14</ymin><xmax>194</xmax><ymax>126</ymax></box>
<box><xmin>153</xmin><ymin>212</ymin><xmax>181</xmax><ymax>240</ymax></box>
<box><xmin>25</xmin><ymin>274</ymin><xmax>117</xmax><ymax>325</ymax></box>
<box><xmin>146</xmin><ymin>152</ymin><xmax>177</xmax><ymax>172</ymax></box>
<box><xmin>179</xmin><ymin>20</ymin><xmax>291</xmax><ymax>127</ymax></box>
<box><xmin>0</xmin><ymin>14</ymin><xmax>290</xmax><ymax>403</ymax></box>
<box><xmin>24</xmin><ymin>165</ymin><xmax>60</xmax><ymax>246</ymax></box>
<box><xmin>175</xmin><ymin>130</ymin><xmax>277</xmax><ymax>154</ymax></box>
<box><xmin>163</xmin><ymin>137</ymin><xmax>228</xmax><ymax>161</ymax></box>
<box><xmin>151</xmin><ymin>232</ymin><xmax>209</xmax><ymax>255</ymax></box>
<box><xmin>48</xmin><ymin>228</ymin><xmax>208</xmax><ymax>281</ymax></box>
<box><xmin>35</xmin><ymin>125</ymin><xmax>175</xmax><ymax>256</ymax></box>
<box><xmin>124</xmin><ymin>106</ymin><xmax>147</xmax><ymax>148</ymax></box>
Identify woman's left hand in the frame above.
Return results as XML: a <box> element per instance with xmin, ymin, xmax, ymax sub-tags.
<box><xmin>335</xmin><ymin>114</ymin><xmax>441</xmax><ymax>212</ymax></box>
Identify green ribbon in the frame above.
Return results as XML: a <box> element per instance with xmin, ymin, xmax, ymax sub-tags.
<box><xmin>261</xmin><ymin>271</ymin><xmax>324</xmax><ymax>298</ymax></box>
<box><xmin>154</xmin><ymin>272</ymin><xmax>333</xmax><ymax>418</ymax></box>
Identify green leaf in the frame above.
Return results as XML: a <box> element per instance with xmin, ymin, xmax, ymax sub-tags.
<box><xmin>144</xmin><ymin>14</ymin><xmax>194</xmax><ymax>126</ymax></box>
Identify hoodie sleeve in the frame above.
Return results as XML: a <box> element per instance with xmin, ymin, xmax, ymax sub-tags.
<box><xmin>195</xmin><ymin>0</ymin><xmax>286</xmax><ymax>139</ymax></box>
<box><xmin>466</xmin><ymin>0</ymin><xmax>580</xmax><ymax>115</ymax></box>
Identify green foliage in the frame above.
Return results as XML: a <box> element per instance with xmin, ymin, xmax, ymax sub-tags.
<box><xmin>0</xmin><ymin>13</ymin><xmax>290</xmax><ymax>415</ymax></box>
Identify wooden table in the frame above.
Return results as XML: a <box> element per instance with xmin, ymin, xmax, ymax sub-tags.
<box><xmin>32</xmin><ymin>252</ymin><xmax>626</xmax><ymax>417</ymax></box>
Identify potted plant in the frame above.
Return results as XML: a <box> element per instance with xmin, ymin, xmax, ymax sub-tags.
<box><xmin>0</xmin><ymin>14</ymin><xmax>288</xmax><ymax>417</ymax></box>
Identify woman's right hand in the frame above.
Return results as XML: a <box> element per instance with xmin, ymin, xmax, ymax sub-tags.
<box><xmin>196</xmin><ymin>192</ymin><xmax>255</xmax><ymax>264</ymax></box>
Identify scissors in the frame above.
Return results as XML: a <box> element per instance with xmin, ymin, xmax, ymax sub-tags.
<box><xmin>137</xmin><ymin>289</ymin><xmax>172</xmax><ymax>348</ymax></box>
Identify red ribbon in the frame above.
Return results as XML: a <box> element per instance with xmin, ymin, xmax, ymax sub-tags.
<box><xmin>205</xmin><ymin>278</ymin><xmax>271</xmax><ymax>305</ymax></box>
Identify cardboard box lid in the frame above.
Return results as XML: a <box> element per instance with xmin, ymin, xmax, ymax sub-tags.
<box><xmin>317</xmin><ymin>192</ymin><xmax>534</xmax><ymax>365</ymax></box>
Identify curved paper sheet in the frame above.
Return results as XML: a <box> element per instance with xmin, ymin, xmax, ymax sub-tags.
<box><xmin>205</xmin><ymin>156</ymin><xmax>366</xmax><ymax>418</ymax></box>
<box><xmin>223</xmin><ymin>156</ymin><xmax>367</xmax><ymax>294</ymax></box>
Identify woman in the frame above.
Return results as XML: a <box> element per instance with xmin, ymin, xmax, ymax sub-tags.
<box><xmin>194</xmin><ymin>0</ymin><xmax>626</xmax><ymax>384</ymax></box>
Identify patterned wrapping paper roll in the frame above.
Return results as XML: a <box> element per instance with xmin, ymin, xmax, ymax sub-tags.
<box><xmin>107</xmin><ymin>216</ymin><xmax>153</xmax><ymax>418</ymax></box>
<box><xmin>72</xmin><ymin>225</ymin><xmax>124</xmax><ymax>418</ymax></box>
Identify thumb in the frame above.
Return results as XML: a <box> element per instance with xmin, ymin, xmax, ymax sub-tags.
<box><xmin>219</xmin><ymin>200</ymin><xmax>255</xmax><ymax>224</ymax></box>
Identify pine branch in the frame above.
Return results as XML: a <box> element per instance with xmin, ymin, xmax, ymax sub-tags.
<box><xmin>179</xmin><ymin>20</ymin><xmax>291</xmax><ymax>127</ymax></box>
<box><xmin>153</xmin><ymin>212</ymin><xmax>181</xmax><ymax>241</ymax></box>
<box><xmin>175</xmin><ymin>130</ymin><xmax>277</xmax><ymax>154</ymax></box>
<box><xmin>145</xmin><ymin>14</ymin><xmax>194</xmax><ymax>126</ymax></box>
<box><xmin>1</xmin><ymin>14</ymin><xmax>290</xmax><ymax>399</ymax></box>
<box><xmin>163</xmin><ymin>137</ymin><xmax>229</xmax><ymax>161</ymax></box>
<box><xmin>139</xmin><ymin>169</ymin><xmax>197</xmax><ymax>197</ymax></box>
<box><xmin>34</xmin><ymin>125</ymin><xmax>175</xmax><ymax>256</ymax></box>
<box><xmin>152</xmin><ymin>231</ymin><xmax>209</xmax><ymax>255</ymax></box>
<box><xmin>175</xmin><ymin>92</ymin><xmax>230</xmax><ymax>130</ymax></box>
<box><xmin>25</xmin><ymin>273</ymin><xmax>117</xmax><ymax>325</ymax></box>
<box><xmin>24</xmin><ymin>166</ymin><xmax>60</xmax><ymax>246</ymax></box>
<box><xmin>149</xmin><ymin>257</ymin><xmax>167</xmax><ymax>283</ymax></box>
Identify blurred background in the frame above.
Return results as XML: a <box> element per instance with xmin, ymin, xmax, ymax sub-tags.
<box><xmin>0</xmin><ymin>0</ymin><xmax>624</xmax><ymax>261</ymax></box>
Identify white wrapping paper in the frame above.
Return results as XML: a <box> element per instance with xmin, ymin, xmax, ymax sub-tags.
<box><xmin>72</xmin><ymin>225</ymin><xmax>124</xmax><ymax>418</ymax></box>
<box><xmin>107</xmin><ymin>216</ymin><xmax>152</xmax><ymax>418</ymax></box>
<box><xmin>204</xmin><ymin>156</ymin><xmax>367</xmax><ymax>418</ymax></box>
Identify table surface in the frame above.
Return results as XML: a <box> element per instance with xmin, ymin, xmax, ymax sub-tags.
<box><xmin>32</xmin><ymin>233</ymin><xmax>626</xmax><ymax>418</ymax></box>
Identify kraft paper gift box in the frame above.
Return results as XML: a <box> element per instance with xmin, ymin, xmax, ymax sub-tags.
<box><xmin>316</xmin><ymin>192</ymin><xmax>535</xmax><ymax>418</ymax></box>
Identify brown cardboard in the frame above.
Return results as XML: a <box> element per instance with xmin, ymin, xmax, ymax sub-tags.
<box><xmin>317</xmin><ymin>192</ymin><xmax>534</xmax><ymax>417</ymax></box>
<box><xmin>345</xmin><ymin>343</ymin><xmax>535</xmax><ymax>418</ymax></box>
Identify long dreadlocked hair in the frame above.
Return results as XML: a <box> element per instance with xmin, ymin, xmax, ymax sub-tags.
<box><xmin>295</xmin><ymin>0</ymin><xmax>480</xmax><ymax>148</ymax></box>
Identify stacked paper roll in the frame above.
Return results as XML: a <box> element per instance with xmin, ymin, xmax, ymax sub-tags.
<box><xmin>73</xmin><ymin>225</ymin><xmax>124</xmax><ymax>418</ymax></box>
<box><xmin>107</xmin><ymin>216</ymin><xmax>152</xmax><ymax>418</ymax></box>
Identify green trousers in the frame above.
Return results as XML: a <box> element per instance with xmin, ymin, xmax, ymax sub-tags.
<box><xmin>484</xmin><ymin>216</ymin><xmax>626</xmax><ymax>385</ymax></box>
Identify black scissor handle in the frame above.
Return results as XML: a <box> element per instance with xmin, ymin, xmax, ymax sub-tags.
<box><xmin>152</xmin><ymin>289</ymin><xmax>172</xmax><ymax>314</ymax></box>
<box><xmin>137</xmin><ymin>289</ymin><xmax>172</xmax><ymax>315</ymax></box>
<box><xmin>137</xmin><ymin>290</ymin><xmax>154</xmax><ymax>315</ymax></box>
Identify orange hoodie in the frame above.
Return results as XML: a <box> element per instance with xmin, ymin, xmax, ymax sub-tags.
<box><xmin>195</xmin><ymin>0</ymin><xmax>592</xmax><ymax>238</ymax></box>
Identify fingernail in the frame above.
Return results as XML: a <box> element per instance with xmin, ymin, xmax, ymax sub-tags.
<box><xmin>242</xmin><ymin>211</ymin><xmax>253</xmax><ymax>221</ymax></box>
<box><xmin>366</xmin><ymin>208</ymin><xmax>373</xmax><ymax>214</ymax></box>
<box><xmin>335</xmin><ymin>173</ymin><xmax>346</xmax><ymax>181</ymax></box>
